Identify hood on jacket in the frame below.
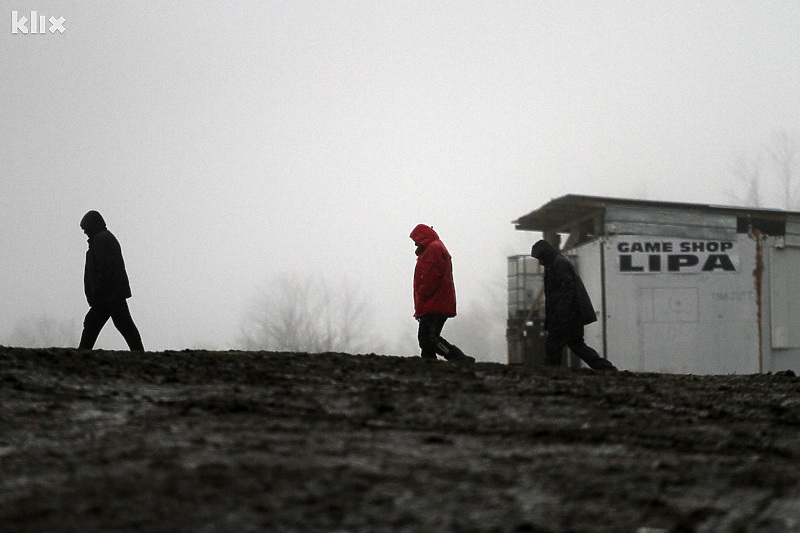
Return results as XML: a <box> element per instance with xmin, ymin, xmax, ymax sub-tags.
<box><xmin>80</xmin><ymin>210</ymin><xmax>107</xmax><ymax>238</ymax></box>
<box><xmin>410</xmin><ymin>224</ymin><xmax>439</xmax><ymax>247</ymax></box>
<box><xmin>531</xmin><ymin>239</ymin><xmax>558</xmax><ymax>265</ymax></box>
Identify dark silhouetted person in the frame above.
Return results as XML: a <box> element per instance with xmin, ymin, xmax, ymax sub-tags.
<box><xmin>530</xmin><ymin>239</ymin><xmax>616</xmax><ymax>371</ymax></box>
<box><xmin>410</xmin><ymin>224</ymin><xmax>474</xmax><ymax>363</ymax></box>
<box><xmin>78</xmin><ymin>211</ymin><xmax>144</xmax><ymax>351</ymax></box>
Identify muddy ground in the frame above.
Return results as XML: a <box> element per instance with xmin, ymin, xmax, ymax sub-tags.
<box><xmin>2</xmin><ymin>348</ymin><xmax>800</xmax><ymax>532</ymax></box>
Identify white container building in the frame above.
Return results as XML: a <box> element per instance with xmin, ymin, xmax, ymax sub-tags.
<box><xmin>510</xmin><ymin>195</ymin><xmax>800</xmax><ymax>374</ymax></box>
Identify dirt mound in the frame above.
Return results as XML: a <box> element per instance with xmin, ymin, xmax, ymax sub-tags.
<box><xmin>1</xmin><ymin>347</ymin><xmax>800</xmax><ymax>532</ymax></box>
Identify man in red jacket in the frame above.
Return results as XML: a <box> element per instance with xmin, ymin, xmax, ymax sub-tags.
<box><xmin>410</xmin><ymin>224</ymin><xmax>474</xmax><ymax>363</ymax></box>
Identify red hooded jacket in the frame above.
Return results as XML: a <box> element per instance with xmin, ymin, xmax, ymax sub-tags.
<box><xmin>410</xmin><ymin>224</ymin><xmax>457</xmax><ymax>318</ymax></box>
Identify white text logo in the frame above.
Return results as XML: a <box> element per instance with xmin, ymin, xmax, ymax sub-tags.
<box><xmin>11</xmin><ymin>11</ymin><xmax>65</xmax><ymax>34</ymax></box>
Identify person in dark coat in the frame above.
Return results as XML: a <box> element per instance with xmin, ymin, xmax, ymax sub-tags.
<box><xmin>530</xmin><ymin>239</ymin><xmax>616</xmax><ymax>370</ymax></box>
<box><xmin>410</xmin><ymin>224</ymin><xmax>474</xmax><ymax>363</ymax></box>
<box><xmin>78</xmin><ymin>211</ymin><xmax>144</xmax><ymax>351</ymax></box>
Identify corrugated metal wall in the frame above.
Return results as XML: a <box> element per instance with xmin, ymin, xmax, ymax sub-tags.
<box><xmin>604</xmin><ymin>205</ymin><xmax>737</xmax><ymax>240</ymax></box>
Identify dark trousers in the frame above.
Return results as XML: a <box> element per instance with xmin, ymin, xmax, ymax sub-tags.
<box><xmin>79</xmin><ymin>299</ymin><xmax>144</xmax><ymax>351</ymax></box>
<box><xmin>417</xmin><ymin>314</ymin><xmax>465</xmax><ymax>360</ymax></box>
<box><xmin>545</xmin><ymin>325</ymin><xmax>615</xmax><ymax>370</ymax></box>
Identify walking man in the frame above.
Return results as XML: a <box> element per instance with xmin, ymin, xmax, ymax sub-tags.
<box><xmin>410</xmin><ymin>224</ymin><xmax>474</xmax><ymax>363</ymax></box>
<box><xmin>78</xmin><ymin>210</ymin><xmax>144</xmax><ymax>351</ymax></box>
<box><xmin>530</xmin><ymin>239</ymin><xmax>616</xmax><ymax>370</ymax></box>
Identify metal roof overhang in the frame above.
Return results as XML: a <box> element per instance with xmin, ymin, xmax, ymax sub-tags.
<box><xmin>513</xmin><ymin>195</ymin><xmax>606</xmax><ymax>233</ymax></box>
<box><xmin>513</xmin><ymin>194</ymin><xmax>795</xmax><ymax>234</ymax></box>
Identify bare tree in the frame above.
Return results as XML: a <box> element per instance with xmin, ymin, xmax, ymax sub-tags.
<box><xmin>726</xmin><ymin>151</ymin><xmax>764</xmax><ymax>207</ymax></box>
<box><xmin>4</xmin><ymin>315</ymin><xmax>78</xmax><ymax>348</ymax></box>
<box><xmin>769</xmin><ymin>131</ymin><xmax>800</xmax><ymax>210</ymax></box>
<box><xmin>239</xmin><ymin>273</ymin><xmax>384</xmax><ymax>354</ymax></box>
<box><xmin>725</xmin><ymin>130</ymin><xmax>800</xmax><ymax>209</ymax></box>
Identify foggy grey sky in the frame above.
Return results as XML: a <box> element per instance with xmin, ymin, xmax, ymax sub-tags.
<box><xmin>2</xmin><ymin>1</ymin><xmax>799</xmax><ymax>357</ymax></box>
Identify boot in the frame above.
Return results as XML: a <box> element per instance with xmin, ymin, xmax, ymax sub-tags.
<box><xmin>448</xmin><ymin>345</ymin><xmax>475</xmax><ymax>364</ymax></box>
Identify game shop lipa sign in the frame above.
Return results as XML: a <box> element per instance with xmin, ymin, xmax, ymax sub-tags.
<box><xmin>616</xmin><ymin>237</ymin><xmax>740</xmax><ymax>274</ymax></box>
